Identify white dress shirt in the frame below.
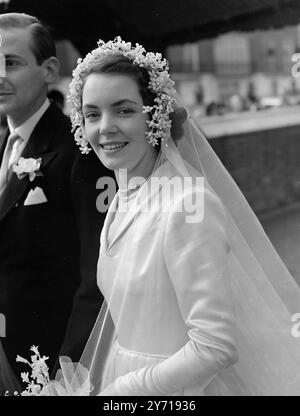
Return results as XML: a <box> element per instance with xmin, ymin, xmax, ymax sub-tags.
<box><xmin>7</xmin><ymin>98</ymin><xmax>50</xmax><ymax>168</ymax></box>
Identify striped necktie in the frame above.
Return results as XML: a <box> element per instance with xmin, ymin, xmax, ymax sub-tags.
<box><xmin>0</xmin><ymin>132</ymin><xmax>22</xmax><ymax>192</ymax></box>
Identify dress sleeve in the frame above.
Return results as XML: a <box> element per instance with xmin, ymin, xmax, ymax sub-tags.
<box><xmin>100</xmin><ymin>186</ymin><xmax>238</xmax><ymax>396</ymax></box>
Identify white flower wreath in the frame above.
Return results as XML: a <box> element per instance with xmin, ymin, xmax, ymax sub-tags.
<box><xmin>68</xmin><ymin>36</ymin><xmax>176</xmax><ymax>154</ymax></box>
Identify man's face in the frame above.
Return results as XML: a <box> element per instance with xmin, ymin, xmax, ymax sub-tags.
<box><xmin>0</xmin><ymin>27</ymin><xmax>48</xmax><ymax>124</ymax></box>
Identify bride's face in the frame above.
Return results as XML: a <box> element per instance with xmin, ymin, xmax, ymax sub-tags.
<box><xmin>82</xmin><ymin>72</ymin><xmax>158</xmax><ymax>181</ymax></box>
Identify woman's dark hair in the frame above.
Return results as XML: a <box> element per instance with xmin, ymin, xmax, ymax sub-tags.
<box><xmin>85</xmin><ymin>54</ymin><xmax>156</xmax><ymax>107</ymax></box>
<box><xmin>0</xmin><ymin>13</ymin><xmax>56</xmax><ymax>65</ymax></box>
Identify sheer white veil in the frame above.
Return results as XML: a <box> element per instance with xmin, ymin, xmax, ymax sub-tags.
<box><xmin>53</xmin><ymin>94</ymin><xmax>300</xmax><ymax>396</ymax></box>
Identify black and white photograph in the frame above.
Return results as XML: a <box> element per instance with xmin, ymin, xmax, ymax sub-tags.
<box><xmin>0</xmin><ymin>0</ymin><xmax>300</xmax><ymax>399</ymax></box>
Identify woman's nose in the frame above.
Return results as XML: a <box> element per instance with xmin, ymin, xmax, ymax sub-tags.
<box><xmin>99</xmin><ymin>114</ymin><xmax>118</xmax><ymax>136</ymax></box>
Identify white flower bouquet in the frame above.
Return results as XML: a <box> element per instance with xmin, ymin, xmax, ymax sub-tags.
<box><xmin>5</xmin><ymin>346</ymin><xmax>93</xmax><ymax>396</ymax></box>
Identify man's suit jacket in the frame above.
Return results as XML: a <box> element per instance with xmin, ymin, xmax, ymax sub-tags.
<box><xmin>0</xmin><ymin>103</ymin><xmax>110</xmax><ymax>380</ymax></box>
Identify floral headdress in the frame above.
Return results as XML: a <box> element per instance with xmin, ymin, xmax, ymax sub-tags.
<box><xmin>68</xmin><ymin>36</ymin><xmax>176</xmax><ymax>153</ymax></box>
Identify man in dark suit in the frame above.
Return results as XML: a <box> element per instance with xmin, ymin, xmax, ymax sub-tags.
<box><xmin>0</xmin><ymin>13</ymin><xmax>107</xmax><ymax>389</ymax></box>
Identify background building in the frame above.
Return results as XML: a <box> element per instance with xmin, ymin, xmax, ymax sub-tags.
<box><xmin>167</xmin><ymin>24</ymin><xmax>300</xmax><ymax>110</ymax></box>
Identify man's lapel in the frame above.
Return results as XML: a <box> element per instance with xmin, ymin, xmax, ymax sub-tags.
<box><xmin>0</xmin><ymin>126</ymin><xmax>9</xmax><ymax>162</ymax></box>
<box><xmin>0</xmin><ymin>104</ymin><xmax>59</xmax><ymax>222</ymax></box>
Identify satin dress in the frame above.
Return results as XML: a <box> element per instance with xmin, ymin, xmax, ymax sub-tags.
<box><xmin>97</xmin><ymin>162</ymin><xmax>238</xmax><ymax>395</ymax></box>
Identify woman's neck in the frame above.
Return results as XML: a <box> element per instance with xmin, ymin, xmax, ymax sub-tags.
<box><xmin>115</xmin><ymin>160</ymin><xmax>159</xmax><ymax>192</ymax></box>
<box><xmin>116</xmin><ymin>170</ymin><xmax>147</xmax><ymax>190</ymax></box>
<box><xmin>115</xmin><ymin>147</ymin><xmax>159</xmax><ymax>191</ymax></box>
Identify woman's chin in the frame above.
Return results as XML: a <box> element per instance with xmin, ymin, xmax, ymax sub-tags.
<box><xmin>93</xmin><ymin>150</ymin><xmax>120</xmax><ymax>170</ymax></box>
<box><xmin>97</xmin><ymin>156</ymin><xmax>125</xmax><ymax>172</ymax></box>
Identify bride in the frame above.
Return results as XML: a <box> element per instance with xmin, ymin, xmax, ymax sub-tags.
<box><xmin>4</xmin><ymin>37</ymin><xmax>300</xmax><ymax>395</ymax></box>
<box><xmin>64</xmin><ymin>37</ymin><xmax>300</xmax><ymax>396</ymax></box>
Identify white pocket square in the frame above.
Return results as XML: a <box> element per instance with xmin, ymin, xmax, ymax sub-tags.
<box><xmin>24</xmin><ymin>187</ymin><xmax>47</xmax><ymax>206</ymax></box>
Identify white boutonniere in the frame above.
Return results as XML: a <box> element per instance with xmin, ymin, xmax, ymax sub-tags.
<box><xmin>13</xmin><ymin>157</ymin><xmax>43</xmax><ymax>182</ymax></box>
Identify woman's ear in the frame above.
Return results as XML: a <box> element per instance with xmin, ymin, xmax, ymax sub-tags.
<box><xmin>42</xmin><ymin>57</ymin><xmax>60</xmax><ymax>84</ymax></box>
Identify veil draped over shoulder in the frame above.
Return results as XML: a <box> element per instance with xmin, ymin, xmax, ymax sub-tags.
<box><xmin>63</xmin><ymin>94</ymin><xmax>300</xmax><ymax>396</ymax></box>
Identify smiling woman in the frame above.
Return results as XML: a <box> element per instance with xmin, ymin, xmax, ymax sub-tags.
<box><xmin>82</xmin><ymin>72</ymin><xmax>157</xmax><ymax>184</ymax></box>
<box><xmin>41</xmin><ymin>37</ymin><xmax>300</xmax><ymax>396</ymax></box>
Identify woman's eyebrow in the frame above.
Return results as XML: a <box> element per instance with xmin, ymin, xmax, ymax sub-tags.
<box><xmin>82</xmin><ymin>104</ymin><xmax>98</xmax><ymax>111</ymax></box>
<box><xmin>83</xmin><ymin>99</ymin><xmax>139</xmax><ymax>111</ymax></box>
<box><xmin>5</xmin><ymin>54</ymin><xmax>27</xmax><ymax>62</ymax></box>
<box><xmin>112</xmin><ymin>99</ymin><xmax>138</xmax><ymax>106</ymax></box>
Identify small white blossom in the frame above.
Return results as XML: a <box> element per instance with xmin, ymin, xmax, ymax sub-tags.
<box><xmin>21</xmin><ymin>372</ymin><xmax>30</xmax><ymax>383</ymax></box>
<box><xmin>142</xmin><ymin>106</ymin><xmax>153</xmax><ymax>113</ymax></box>
<box><xmin>16</xmin><ymin>355</ymin><xmax>30</xmax><ymax>365</ymax></box>
<box><xmin>30</xmin><ymin>345</ymin><xmax>39</xmax><ymax>355</ymax></box>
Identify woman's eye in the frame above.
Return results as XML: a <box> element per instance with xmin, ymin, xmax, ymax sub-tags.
<box><xmin>6</xmin><ymin>59</ymin><xmax>20</xmax><ymax>68</ymax></box>
<box><xmin>84</xmin><ymin>112</ymin><xmax>99</xmax><ymax>121</ymax></box>
<box><xmin>118</xmin><ymin>108</ymin><xmax>134</xmax><ymax>115</ymax></box>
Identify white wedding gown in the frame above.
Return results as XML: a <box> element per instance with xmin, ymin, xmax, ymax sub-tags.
<box><xmin>90</xmin><ymin>159</ymin><xmax>300</xmax><ymax>396</ymax></box>
<box><xmin>96</xmin><ymin>162</ymin><xmax>240</xmax><ymax>395</ymax></box>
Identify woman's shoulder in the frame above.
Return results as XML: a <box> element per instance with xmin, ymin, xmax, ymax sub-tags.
<box><xmin>146</xmin><ymin>161</ymin><xmax>228</xmax><ymax>226</ymax></box>
<box><xmin>168</xmin><ymin>176</ymin><xmax>227</xmax><ymax>221</ymax></box>
<box><xmin>163</xmin><ymin>177</ymin><xmax>230</xmax><ymax>248</ymax></box>
<box><xmin>158</xmin><ymin>161</ymin><xmax>226</xmax><ymax>213</ymax></box>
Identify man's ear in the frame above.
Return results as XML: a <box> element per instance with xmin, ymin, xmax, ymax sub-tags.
<box><xmin>42</xmin><ymin>57</ymin><xmax>60</xmax><ymax>84</ymax></box>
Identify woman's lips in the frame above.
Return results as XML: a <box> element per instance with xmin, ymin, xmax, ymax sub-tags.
<box><xmin>100</xmin><ymin>142</ymin><xmax>128</xmax><ymax>152</ymax></box>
